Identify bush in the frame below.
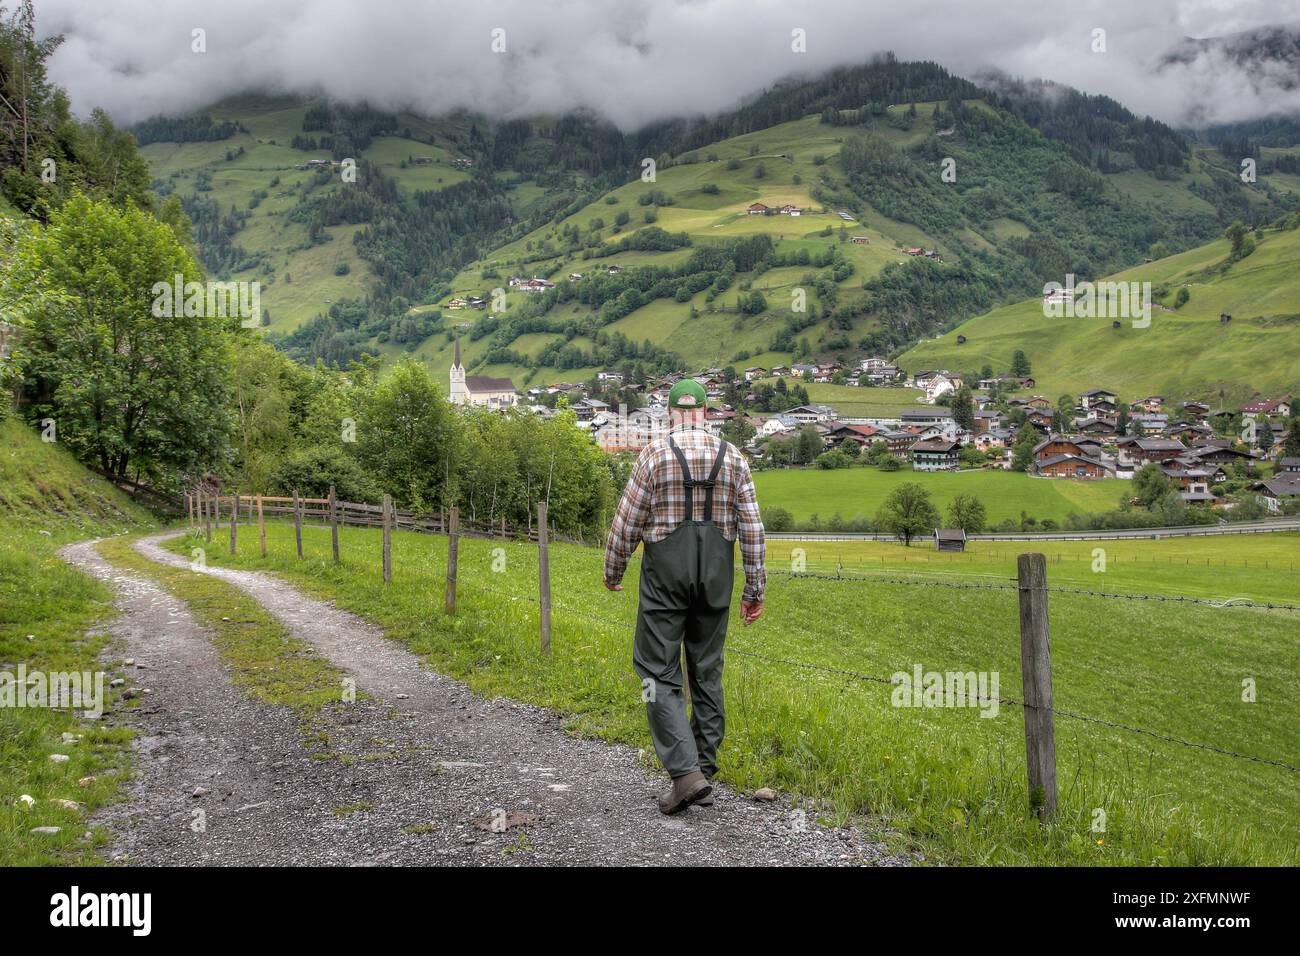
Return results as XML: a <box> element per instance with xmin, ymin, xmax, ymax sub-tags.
<box><xmin>761</xmin><ymin>506</ymin><xmax>794</xmax><ymax>532</ymax></box>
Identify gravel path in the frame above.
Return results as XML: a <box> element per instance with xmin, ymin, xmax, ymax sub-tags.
<box><xmin>62</xmin><ymin>532</ymin><xmax>911</xmax><ymax>866</ymax></box>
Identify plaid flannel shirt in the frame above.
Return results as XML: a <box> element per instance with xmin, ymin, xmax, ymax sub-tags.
<box><xmin>604</xmin><ymin>424</ymin><xmax>766</xmax><ymax>602</ymax></box>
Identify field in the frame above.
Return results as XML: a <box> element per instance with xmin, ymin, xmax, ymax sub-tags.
<box><xmin>161</xmin><ymin>518</ymin><xmax>1300</xmax><ymax>866</ymax></box>
<box><xmin>900</xmin><ymin>225</ymin><xmax>1300</xmax><ymax>405</ymax></box>
<box><xmin>0</xmin><ymin>418</ymin><xmax>155</xmax><ymax>865</ymax></box>
<box><xmin>753</xmin><ymin>467</ymin><xmax>1127</xmax><ymax>526</ymax></box>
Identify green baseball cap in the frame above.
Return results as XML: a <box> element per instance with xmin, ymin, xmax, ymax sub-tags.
<box><xmin>668</xmin><ymin>379</ymin><xmax>708</xmax><ymax>409</ymax></box>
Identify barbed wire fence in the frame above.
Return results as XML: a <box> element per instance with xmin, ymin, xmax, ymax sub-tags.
<box><xmin>185</xmin><ymin>490</ymin><xmax>1300</xmax><ymax>822</ymax></box>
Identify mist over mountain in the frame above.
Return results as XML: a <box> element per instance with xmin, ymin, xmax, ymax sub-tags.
<box><xmin>31</xmin><ymin>0</ymin><xmax>1300</xmax><ymax>131</ymax></box>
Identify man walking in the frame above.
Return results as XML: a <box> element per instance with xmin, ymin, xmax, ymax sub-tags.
<box><xmin>604</xmin><ymin>379</ymin><xmax>766</xmax><ymax>814</ymax></box>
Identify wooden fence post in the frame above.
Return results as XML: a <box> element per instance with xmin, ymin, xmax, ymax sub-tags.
<box><xmin>204</xmin><ymin>494</ymin><xmax>212</xmax><ymax>543</ymax></box>
<box><xmin>230</xmin><ymin>494</ymin><xmax>239</xmax><ymax>556</ymax></box>
<box><xmin>445</xmin><ymin>506</ymin><xmax>459</xmax><ymax>614</ymax></box>
<box><xmin>382</xmin><ymin>494</ymin><xmax>393</xmax><ymax>583</ymax></box>
<box><xmin>186</xmin><ymin>493</ymin><xmax>193</xmax><ymax>529</ymax></box>
<box><xmin>329</xmin><ymin>485</ymin><xmax>340</xmax><ymax>563</ymax></box>
<box><xmin>257</xmin><ymin>495</ymin><xmax>266</xmax><ymax>558</ymax></box>
<box><xmin>293</xmin><ymin>489</ymin><xmax>303</xmax><ymax>558</ymax></box>
<box><xmin>537</xmin><ymin>501</ymin><xmax>551</xmax><ymax>653</ymax></box>
<box><xmin>1017</xmin><ymin>552</ymin><xmax>1057</xmax><ymax>822</ymax></box>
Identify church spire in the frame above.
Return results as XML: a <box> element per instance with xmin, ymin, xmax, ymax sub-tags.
<box><xmin>453</xmin><ymin>336</ymin><xmax>462</xmax><ymax>368</ymax></box>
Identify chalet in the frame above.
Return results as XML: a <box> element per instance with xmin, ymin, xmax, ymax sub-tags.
<box><xmin>826</xmin><ymin>423</ymin><xmax>880</xmax><ymax>447</ymax></box>
<box><xmin>1280</xmin><ymin>457</ymin><xmax>1300</xmax><ymax>473</ymax></box>
<box><xmin>973</xmin><ymin>409</ymin><xmax>1005</xmax><ymax>435</ymax></box>
<box><xmin>568</xmin><ymin>273</ymin><xmax>583</xmax><ymax>282</ymax></box>
<box><xmin>1129</xmin><ymin>413</ymin><xmax>1168</xmax><ymax>437</ymax></box>
<box><xmin>1241</xmin><ymin>398</ymin><xmax>1292</xmax><ymax>420</ymax></box>
<box><xmin>1133</xmin><ymin>396</ymin><xmax>1165</xmax><ymax>414</ymax></box>
<box><xmin>924</xmin><ymin>372</ymin><xmax>961</xmax><ymax>403</ymax></box>
<box><xmin>1167</xmin><ymin>421</ymin><xmax>1214</xmax><ymax>444</ymax></box>
<box><xmin>934</xmin><ymin>528</ymin><xmax>967</xmax><ymax>553</ymax></box>
<box><xmin>911</xmin><ymin>438</ymin><xmax>961</xmax><ymax>471</ymax></box>
<box><xmin>1036</xmin><ymin>453</ymin><xmax>1115</xmax><ymax>479</ymax></box>
<box><xmin>881</xmin><ymin>430</ymin><xmax>921</xmax><ymax>457</ymax></box>
<box><xmin>1116</xmin><ymin>436</ymin><xmax>1187</xmax><ymax>465</ymax></box>
<box><xmin>980</xmin><ymin>376</ymin><xmax>1035</xmax><ymax>391</ymax></box>
<box><xmin>1075</xmin><ymin>416</ymin><xmax>1119</xmax><ymax>438</ymax></box>
<box><xmin>570</xmin><ymin>398</ymin><xmax>610</xmax><ymax>421</ymax></box>
<box><xmin>1253</xmin><ymin>473</ymin><xmax>1300</xmax><ymax>511</ymax></box>
<box><xmin>1157</xmin><ymin>462</ymin><xmax>1216</xmax><ymax>504</ymax></box>
<box><xmin>1080</xmin><ymin>389</ymin><xmax>1117</xmax><ymax>412</ymax></box>
<box><xmin>597</xmin><ymin>370</ymin><xmax>624</xmax><ymax>384</ymax></box>
<box><xmin>466</xmin><ymin>296</ymin><xmax>487</xmax><ymax>310</ymax></box>
<box><xmin>780</xmin><ymin>204</ymin><xmax>800</xmax><ymax>215</ymax></box>
<box><xmin>791</xmin><ymin>363</ymin><xmax>819</xmax><ymax>379</ymax></box>
<box><xmin>906</xmin><ymin>247</ymin><xmax>924</xmax><ymax>256</ymax></box>
<box><xmin>743</xmin><ymin>366</ymin><xmax>768</xmax><ymax>381</ymax></box>
<box><xmin>1025</xmin><ymin>408</ymin><xmax>1056</xmax><ymax>430</ymax></box>
<box><xmin>851</xmin><ymin>236</ymin><xmax>871</xmax><ymax>244</ymax></box>
<box><xmin>1182</xmin><ymin>400</ymin><xmax>1211</xmax><ymax>420</ymax></box>
<box><xmin>607</xmin><ymin>264</ymin><xmax>624</xmax><ymax>275</ymax></box>
<box><xmin>758</xmin><ymin>416</ymin><xmax>797</xmax><ymax>438</ymax></box>
<box><xmin>746</xmin><ymin>202</ymin><xmax>769</xmax><ymax>215</ymax></box>
<box><xmin>447</xmin><ymin>297</ymin><xmax>468</xmax><ymax>310</ymax></box>
<box><xmin>1182</xmin><ymin>444</ymin><xmax>1258</xmax><ymax>469</ymax></box>
<box><xmin>1025</xmin><ymin>395</ymin><xmax>1052</xmax><ymax>410</ymax></box>
<box><xmin>509</xmin><ymin>277</ymin><xmax>555</xmax><ymax>293</ymax></box>
<box><xmin>769</xmin><ymin>364</ymin><xmax>790</xmax><ymax>377</ymax></box>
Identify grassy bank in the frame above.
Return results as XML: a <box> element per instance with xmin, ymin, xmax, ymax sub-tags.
<box><xmin>0</xmin><ymin>418</ymin><xmax>153</xmax><ymax>865</ymax></box>
<box><xmin>163</xmin><ymin>519</ymin><xmax>1300</xmax><ymax>865</ymax></box>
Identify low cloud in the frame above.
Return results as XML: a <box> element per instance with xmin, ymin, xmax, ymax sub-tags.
<box><xmin>34</xmin><ymin>0</ymin><xmax>1300</xmax><ymax>129</ymax></box>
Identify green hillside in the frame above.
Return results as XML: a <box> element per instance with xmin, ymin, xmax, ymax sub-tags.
<box><xmin>133</xmin><ymin>61</ymin><xmax>1294</xmax><ymax>385</ymax></box>
<box><xmin>898</xmin><ymin>222</ymin><xmax>1300</xmax><ymax>404</ymax></box>
<box><xmin>0</xmin><ymin>417</ymin><xmax>155</xmax><ymax>864</ymax></box>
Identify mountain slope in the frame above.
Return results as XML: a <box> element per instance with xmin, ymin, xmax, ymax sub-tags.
<box><xmin>898</xmin><ymin>220</ymin><xmax>1300</xmax><ymax>403</ymax></box>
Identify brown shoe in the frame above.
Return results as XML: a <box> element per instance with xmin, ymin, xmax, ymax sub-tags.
<box><xmin>696</xmin><ymin>774</ymin><xmax>715</xmax><ymax>806</ymax></box>
<box><xmin>657</xmin><ymin>771</ymin><xmax>712</xmax><ymax>815</ymax></box>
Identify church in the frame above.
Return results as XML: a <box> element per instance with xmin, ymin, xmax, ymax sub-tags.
<box><xmin>448</xmin><ymin>339</ymin><xmax>519</xmax><ymax>409</ymax></box>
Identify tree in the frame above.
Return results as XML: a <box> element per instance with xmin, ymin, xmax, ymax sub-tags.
<box><xmin>1282</xmin><ymin>414</ymin><xmax>1300</xmax><ymax>458</ymax></box>
<box><xmin>1011</xmin><ymin>426</ymin><xmax>1037</xmax><ymax>472</ymax></box>
<box><xmin>1055</xmin><ymin>393</ymin><xmax>1075</xmax><ymax>422</ymax></box>
<box><xmin>947</xmin><ymin>493</ymin><xmax>986</xmax><ymax>533</ymax></box>
<box><xmin>950</xmin><ymin>386</ymin><xmax>974</xmax><ymax>432</ymax></box>
<box><xmin>355</xmin><ymin>359</ymin><xmax>456</xmax><ymax>509</ymax></box>
<box><xmin>1132</xmin><ymin>462</ymin><xmax>1171</xmax><ymax>508</ymax></box>
<box><xmin>876</xmin><ymin>482</ymin><xmax>939</xmax><ymax>546</ymax></box>
<box><xmin>1010</xmin><ymin>350</ymin><xmax>1032</xmax><ymax>377</ymax></box>
<box><xmin>15</xmin><ymin>193</ymin><xmax>231</xmax><ymax>485</ymax></box>
<box><xmin>1226</xmin><ymin>221</ymin><xmax>1247</xmax><ymax>258</ymax></box>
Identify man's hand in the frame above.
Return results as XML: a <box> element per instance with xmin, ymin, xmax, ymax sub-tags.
<box><xmin>604</xmin><ymin>579</ymin><xmax>623</xmax><ymax>591</ymax></box>
<box><xmin>741</xmin><ymin>599</ymin><xmax>764</xmax><ymax>625</ymax></box>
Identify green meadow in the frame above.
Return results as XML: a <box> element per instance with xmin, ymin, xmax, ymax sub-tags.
<box><xmin>753</xmin><ymin>467</ymin><xmax>1127</xmax><ymax>526</ymax></box>
<box><xmin>161</xmin><ymin>518</ymin><xmax>1300</xmax><ymax>866</ymax></box>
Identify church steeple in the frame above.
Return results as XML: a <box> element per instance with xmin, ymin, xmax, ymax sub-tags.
<box><xmin>449</xmin><ymin>336</ymin><xmax>467</xmax><ymax>405</ymax></box>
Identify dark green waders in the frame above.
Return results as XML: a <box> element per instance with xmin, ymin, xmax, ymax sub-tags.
<box><xmin>632</xmin><ymin>436</ymin><xmax>734</xmax><ymax>779</ymax></box>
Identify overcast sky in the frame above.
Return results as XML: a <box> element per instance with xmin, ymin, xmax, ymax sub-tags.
<box><xmin>33</xmin><ymin>0</ymin><xmax>1300</xmax><ymax>129</ymax></box>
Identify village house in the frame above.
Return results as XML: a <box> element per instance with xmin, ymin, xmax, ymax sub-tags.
<box><xmin>743</xmin><ymin>366</ymin><xmax>767</xmax><ymax>381</ymax></box>
<box><xmin>746</xmin><ymin>202</ymin><xmax>769</xmax><ymax>215</ymax></box>
<box><xmin>825</xmin><ymin>423</ymin><xmax>880</xmax><ymax>447</ymax></box>
<box><xmin>1115</xmin><ymin>436</ymin><xmax>1187</xmax><ymax>467</ymax></box>
<box><xmin>1253</xmin><ymin>473</ymin><xmax>1300</xmax><ymax>511</ymax></box>
<box><xmin>881</xmin><ymin>430</ymin><xmax>921</xmax><ymax>457</ymax></box>
<box><xmin>1080</xmin><ymin>389</ymin><xmax>1117</xmax><ymax>414</ymax></box>
<box><xmin>910</xmin><ymin>438</ymin><xmax>961</xmax><ymax>472</ymax></box>
<box><xmin>1181</xmin><ymin>400</ymin><xmax>1211</xmax><ymax>420</ymax></box>
<box><xmin>1241</xmin><ymin>397</ymin><xmax>1292</xmax><ymax>421</ymax></box>
<box><xmin>1032</xmin><ymin>437</ymin><xmax>1117</xmax><ymax>479</ymax></box>
<box><xmin>769</xmin><ymin>364</ymin><xmax>790</xmax><ymax>377</ymax></box>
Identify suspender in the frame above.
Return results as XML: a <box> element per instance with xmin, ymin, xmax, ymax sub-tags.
<box><xmin>667</xmin><ymin>435</ymin><xmax>730</xmax><ymax>522</ymax></box>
